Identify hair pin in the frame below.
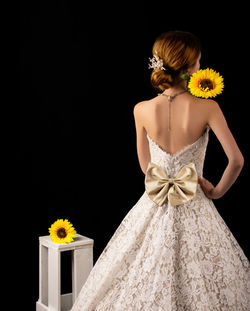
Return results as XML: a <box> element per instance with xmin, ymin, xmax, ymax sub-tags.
<box><xmin>148</xmin><ymin>54</ymin><xmax>166</xmax><ymax>71</ymax></box>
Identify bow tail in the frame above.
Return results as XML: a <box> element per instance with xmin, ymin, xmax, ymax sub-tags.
<box><xmin>168</xmin><ymin>183</ymin><xmax>198</xmax><ymax>206</ymax></box>
<box><xmin>149</xmin><ymin>183</ymin><xmax>171</xmax><ymax>206</ymax></box>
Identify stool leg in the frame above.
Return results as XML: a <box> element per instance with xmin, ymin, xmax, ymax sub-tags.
<box><xmin>48</xmin><ymin>248</ymin><xmax>61</xmax><ymax>311</ymax></box>
<box><xmin>72</xmin><ymin>247</ymin><xmax>93</xmax><ymax>303</ymax></box>
<box><xmin>39</xmin><ymin>244</ymin><xmax>48</xmax><ymax>306</ymax></box>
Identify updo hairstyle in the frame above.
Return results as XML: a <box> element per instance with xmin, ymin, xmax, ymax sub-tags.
<box><xmin>150</xmin><ymin>31</ymin><xmax>201</xmax><ymax>91</ymax></box>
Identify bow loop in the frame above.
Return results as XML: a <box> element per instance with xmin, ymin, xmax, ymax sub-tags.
<box><xmin>145</xmin><ymin>162</ymin><xmax>198</xmax><ymax>206</ymax></box>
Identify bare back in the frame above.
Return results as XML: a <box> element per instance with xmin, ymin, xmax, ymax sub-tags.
<box><xmin>142</xmin><ymin>92</ymin><xmax>210</xmax><ymax>156</ymax></box>
<box><xmin>134</xmin><ymin>91</ymin><xmax>244</xmax><ymax>174</ymax></box>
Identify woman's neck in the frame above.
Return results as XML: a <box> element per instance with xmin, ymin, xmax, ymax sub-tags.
<box><xmin>162</xmin><ymin>80</ymin><xmax>187</xmax><ymax>95</ymax></box>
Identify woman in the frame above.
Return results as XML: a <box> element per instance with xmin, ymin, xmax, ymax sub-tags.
<box><xmin>72</xmin><ymin>31</ymin><xmax>250</xmax><ymax>310</ymax></box>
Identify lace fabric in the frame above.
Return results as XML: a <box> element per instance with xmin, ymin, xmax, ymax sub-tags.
<box><xmin>71</xmin><ymin>125</ymin><xmax>250</xmax><ymax>311</ymax></box>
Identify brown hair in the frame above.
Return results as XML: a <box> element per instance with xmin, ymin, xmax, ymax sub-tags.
<box><xmin>150</xmin><ymin>31</ymin><xmax>201</xmax><ymax>91</ymax></box>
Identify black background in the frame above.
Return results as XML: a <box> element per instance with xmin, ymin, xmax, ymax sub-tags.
<box><xmin>18</xmin><ymin>2</ymin><xmax>249</xmax><ymax>309</ymax></box>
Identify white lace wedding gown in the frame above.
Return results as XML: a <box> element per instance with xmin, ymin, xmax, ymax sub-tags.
<box><xmin>72</xmin><ymin>124</ymin><xmax>250</xmax><ymax>311</ymax></box>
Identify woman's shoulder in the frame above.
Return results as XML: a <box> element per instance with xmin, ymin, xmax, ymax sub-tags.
<box><xmin>133</xmin><ymin>98</ymin><xmax>155</xmax><ymax>115</ymax></box>
<box><xmin>172</xmin><ymin>91</ymin><xmax>216</xmax><ymax>105</ymax></box>
<box><xmin>134</xmin><ymin>94</ymin><xmax>220</xmax><ymax>115</ymax></box>
<box><xmin>172</xmin><ymin>93</ymin><xmax>218</xmax><ymax>115</ymax></box>
<box><xmin>192</xmin><ymin>96</ymin><xmax>221</xmax><ymax>117</ymax></box>
<box><xmin>191</xmin><ymin>95</ymin><xmax>218</xmax><ymax>105</ymax></box>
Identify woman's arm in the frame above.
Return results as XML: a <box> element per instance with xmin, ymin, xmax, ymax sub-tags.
<box><xmin>133</xmin><ymin>102</ymin><xmax>151</xmax><ymax>174</ymax></box>
<box><xmin>199</xmin><ymin>100</ymin><xmax>244</xmax><ymax>199</ymax></box>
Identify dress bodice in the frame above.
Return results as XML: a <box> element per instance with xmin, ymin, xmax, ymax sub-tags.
<box><xmin>147</xmin><ymin>125</ymin><xmax>210</xmax><ymax>178</ymax></box>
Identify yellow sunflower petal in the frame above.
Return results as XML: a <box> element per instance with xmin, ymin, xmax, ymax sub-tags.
<box><xmin>49</xmin><ymin>219</ymin><xmax>77</xmax><ymax>244</ymax></box>
<box><xmin>188</xmin><ymin>68</ymin><xmax>224</xmax><ymax>99</ymax></box>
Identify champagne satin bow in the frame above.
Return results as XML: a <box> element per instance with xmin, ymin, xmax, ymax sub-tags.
<box><xmin>145</xmin><ymin>162</ymin><xmax>198</xmax><ymax>206</ymax></box>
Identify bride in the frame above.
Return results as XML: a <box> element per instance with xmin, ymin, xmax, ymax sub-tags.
<box><xmin>71</xmin><ymin>30</ymin><xmax>249</xmax><ymax>311</ymax></box>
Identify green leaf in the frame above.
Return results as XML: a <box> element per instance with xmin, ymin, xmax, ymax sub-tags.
<box><xmin>180</xmin><ymin>73</ymin><xmax>190</xmax><ymax>80</ymax></box>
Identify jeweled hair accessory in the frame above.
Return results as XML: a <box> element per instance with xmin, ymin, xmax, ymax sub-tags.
<box><xmin>148</xmin><ymin>54</ymin><xmax>166</xmax><ymax>71</ymax></box>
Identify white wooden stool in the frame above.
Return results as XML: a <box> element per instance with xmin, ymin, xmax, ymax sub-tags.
<box><xmin>36</xmin><ymin>233</ymin><xmax>94</xmax><ymax>311</ymax></box>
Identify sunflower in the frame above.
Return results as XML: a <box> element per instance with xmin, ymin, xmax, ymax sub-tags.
<box><xmin>49</xmin><ymin>219</ymin><xmax>76</xmax><ymax>243</ymax></box>
<box><xmin>188</xmin><ymin>68</ymin><xmax>224</xmax><ymax>98</ymax></box>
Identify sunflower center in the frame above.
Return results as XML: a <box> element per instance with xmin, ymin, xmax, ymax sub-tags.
<box><xmin>199</xmin><ymin>79</ymin><xmax>214</xmax><ymax>91</ymax></box>
<box><xmin>57</xmin><ymin>228</ymin><xmax>67</xmax><ymax>238</ymax></box>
